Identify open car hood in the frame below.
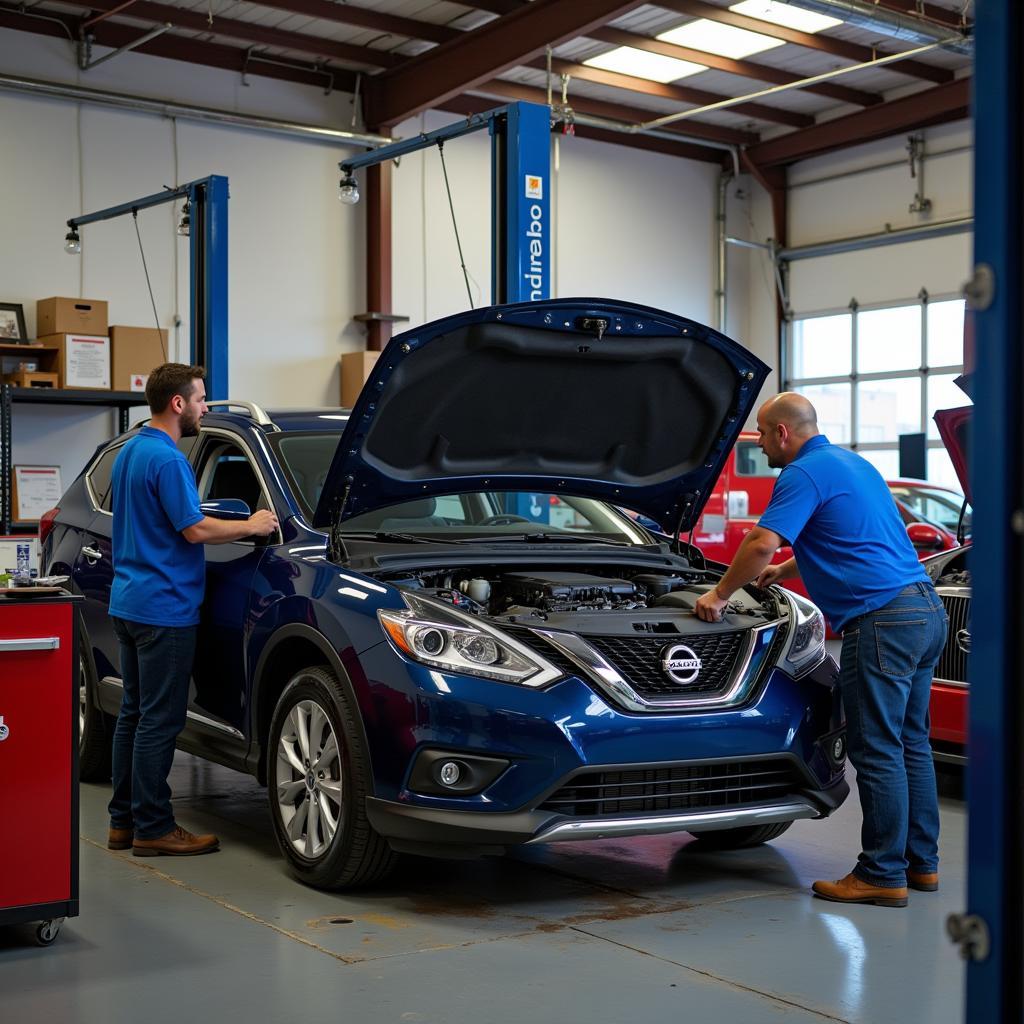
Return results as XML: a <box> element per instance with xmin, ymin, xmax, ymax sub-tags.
<box><xmin>312</xmin><ymin>298</ymin><xmax>769</xmax><ymax>534</ymax></box>
<box><xmin>933</xmin><ymin>405</ymin><xmax>972</xmax><ymax>503</ymax></box>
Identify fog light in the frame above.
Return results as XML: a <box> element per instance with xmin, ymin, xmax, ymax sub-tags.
<box><xmin>439</xmin><ymin>761</ymin><xmax>462</xmax><ymax>786</ymax></box>
<box><xmin>831</xmin><ymin>736</ymin><xmax>846</xmax><ymax>762</ymax></box>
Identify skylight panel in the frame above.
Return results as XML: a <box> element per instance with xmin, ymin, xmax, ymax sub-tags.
<box><xmin>729</xmin><ymin>1</ymin><xmax>844</xmax><ymax>34</ymax></box>
<box><xmin>583</xmin><ymin>46</ymin><xmax>708</xmax><ymax>83</ymax></box>
<box><xmin>657</xmin><ymin>18</ymin><xmax>786</xmax><ymax>59</ymax></box>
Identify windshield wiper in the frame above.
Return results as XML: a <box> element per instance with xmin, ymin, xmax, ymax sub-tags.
<box><xmin>344</xmin><ymin>531</ymin><xmax>462</xmax><ymax>545</ymax></box>
<box><xmin>482</xmin><ymin>532</ymin><xmax>630</xmax><ymax>546</ymax></box>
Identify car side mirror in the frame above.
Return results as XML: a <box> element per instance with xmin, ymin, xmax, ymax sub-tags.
<box><xmin>201</xmin><ymin>498</ymin><xmax>251</xmax><ymax>521</ymax></box>
<box><xmin>907</xmin><ymin>522</ymin><xmax>946</xmax><ymax>552</ymax></box>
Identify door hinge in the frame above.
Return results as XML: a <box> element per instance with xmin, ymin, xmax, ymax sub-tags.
<box><xmin>947</xmin><ymin>912</ymin><xmax>991</xmax><ymax>961</ymax></box>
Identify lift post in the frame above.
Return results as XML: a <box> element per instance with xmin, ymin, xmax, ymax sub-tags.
<box><xmin>340</xmin><ymin>102</ymin><xmax>551</xmax><ymax>305</ymax></box>
<box><xmin>67</xmin><ymin>174</ymin><xmax>230</xmax><ymax>399</ymax></box>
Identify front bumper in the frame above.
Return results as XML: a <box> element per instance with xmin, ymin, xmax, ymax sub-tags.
<box><xmin>367</xmin><ymin>765</ymin><xmax>849</xmax><ymax>855</ymax></box>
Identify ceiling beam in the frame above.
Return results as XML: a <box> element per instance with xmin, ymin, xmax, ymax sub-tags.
<box><xmin>656</xmin><ymin>0</ymin><xmax>952</xmax><ymax>85</ymax></box>
<box><xmin>51</xmin><ymin>0</ymin><xmax>402</xmax><ymax>68</ymax></box>
<box><xmin>475</xmin><ymin>77</ymin><xmax>757</xmax><ymax>145</ymax></box>
<box><xmin>874</xmin><ymin>0</ymin><xmax>970</xmax><ymax>31</ymax></box>
<box><xmin>209</xmin><ymin>0</ymin><xmax>458</xmax><ymax>45</ymax></box>
<box><xmin>746</xmin><ymin>76</ymin><xmax>970</xmax><ymax>167</ymax></box>
<box><xmin>589</xmin><ymin>25</ymin><xmax>880</xmax><ymax>106</ymax></box>
<box><xmin>531</xmin><ymin>56</ymin><xmax>814</xmax><ymax>128</ymax></box>
<box><xmin>362</xmin><ymin>0</ymin><xmax>646</xmax><ymax>128</ymax></box>
<box><xmin>0</xmin><ymin>5</ymin><xmax>357</xmax><ymax>91</ymax></box>
<box><xmin>440</xmin><ymin>92</ymin><xmax>728</xmax><ymax>163</ymax></box>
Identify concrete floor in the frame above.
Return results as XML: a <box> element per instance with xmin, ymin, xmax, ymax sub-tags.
<box><xmin>1</xmin><ymin>747</ymin><xmax>967</xmax><ymax>1024</ymax></box>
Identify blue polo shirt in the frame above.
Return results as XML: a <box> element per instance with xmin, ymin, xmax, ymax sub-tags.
<box><xmin>758</xmin><ymin>435</ymin><xmax>927</xmax><ymax>632</ymax></box>
<box><xmin>109</xmin><ymin>426</ymin><xmax>205</xmax><ymax>627</ymax></box>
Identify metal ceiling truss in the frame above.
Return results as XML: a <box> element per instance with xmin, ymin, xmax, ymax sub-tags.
<box><xmin>0</xmin><ymin>0</ymin><xmax>973</xmax><ymax>170</ymax></box>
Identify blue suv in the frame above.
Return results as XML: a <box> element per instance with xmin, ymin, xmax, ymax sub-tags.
<box><xmin>44</xmin><ymin>298</ymin><xmax>847</xmax><ymax>889</ymax></box>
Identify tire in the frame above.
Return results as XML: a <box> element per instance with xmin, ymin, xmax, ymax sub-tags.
<box><xmin>688</xmin><ymin>821</ymin><xmax>793</xmax><ymax>849</ymax></box>
<box><xmin>78</xmin><ymin>632</ymin><xmax>113</xmax><ymax>783</ymax></box>
<box><xmin>267</xmin><ymin>665</ymin><xmax>396</xmax><ymax>890</ymax></box>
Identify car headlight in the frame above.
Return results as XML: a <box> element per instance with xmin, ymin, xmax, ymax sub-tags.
<box><xmin>378</xmin><ymin>592</ymin><xmax>563</xmax><ymax>687</ymax></box>
<box><xmin>780</xmin><ymin>589</ymin><xmax>827</xmax><ymax>677</ymax></box>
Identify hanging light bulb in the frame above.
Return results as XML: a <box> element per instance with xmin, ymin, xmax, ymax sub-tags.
<box><xmin>338</xmin><ymin>172</ymin><xmax>360</xmax><ymax>205</ymax></box>
<box><xmin>64</xmin><ymin>226</ymin><xmax>81</xmax><ymax>255</ymax></box>
<box><xmin>177</xmin><ymin>199</ymin><xmax>191</xmax><ymax>237</ymax></box>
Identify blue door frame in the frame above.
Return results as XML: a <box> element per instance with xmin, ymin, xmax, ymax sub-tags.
<box><xmin>964</xmin><ymin>1</ymin><xmax>1023</xmax><ymax>1018</ymax></box>
<box><xmin>67</xmin><ymin>175</ymin><xmax>230</xmax><ymax>399</ymax></box>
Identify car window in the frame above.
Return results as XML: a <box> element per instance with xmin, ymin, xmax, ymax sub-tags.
<box><xmin>196</xmin><ymin>438</ymin><xmax>269</xmax><ymax>514</ymax></box>
<box><xmin>891</xmin><ymin>487</ymin><xmax>968</xmax><ymax>532</ymax></box>
<box><xmin>734</xmin><ymin>441</ymin><xmax>780</xmax><ymax>478</ymax></box>
<box><xmin>87</xmin><ymin>444</ymin><xmax>122</xmax><ymax>512</ymax></box>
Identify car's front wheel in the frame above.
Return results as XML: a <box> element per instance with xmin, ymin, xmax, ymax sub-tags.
<box><xmin>688</xmin><ymin>821</ymin><xmax>792</xmax><ymax>849</ymax></box>
<box><xmin>267</xmin><ymin>666</ymin><xmax>396</xmax><ymax>889</ymax></box>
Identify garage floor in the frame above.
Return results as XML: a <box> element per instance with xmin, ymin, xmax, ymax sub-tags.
<box><xmin>2</xmin><ymin>750</ymin><xmax>966</xmax><ymax>1024</ymax></box>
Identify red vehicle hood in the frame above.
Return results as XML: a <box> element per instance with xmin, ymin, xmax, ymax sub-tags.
<box><xmin>933</xmin><ymin>406</ymin><xmax>972</xmax><ymax>503</ymax></box>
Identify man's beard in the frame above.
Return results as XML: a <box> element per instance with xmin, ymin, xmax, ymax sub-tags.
<box><xmin>765</xmin><ymin>451</ymin><xmax>782</xmax><ymax>469</ymax></box>
<box><xmin>180</xmin><ymin>409</ymin><xmax>201</xmax><ymax>436</ymax></box>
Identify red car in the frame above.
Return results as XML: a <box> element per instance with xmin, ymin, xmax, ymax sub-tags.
<box><xmin>691</xmin><ymin>433</ymin><xmax>963</xmax><ymax>635</ymax></box>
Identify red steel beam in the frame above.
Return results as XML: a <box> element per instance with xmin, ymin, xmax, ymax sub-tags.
<box><xmin>590</xmin><ymin>24</ymin><xmax>881</xmax><ymax>107</ymax></box>
<box><xmin>532</xmin><ymin>56</ymin><xmax>814</xmax><ymax>128</ymax></box>
<box><xmin>747</xmin><ymin>77</ymin><xmax>971</xmax><ymax>167</ymax></box>
<box><xmin>875</xmin><ymin>0</ymin><xmax>970</xmax><ymax>31</ymax></box>
<box><xmin>57</xmin><ymin>0</ymin><xmax>402</xmax><ymax>68</ymax></box>
<box><xmin>475</xmin><ymin>78</ymin><xmax>758</xmax><ymax>145</ymax></box>
<box><xmin>0</xmin><ymin>5</ymin><xmax>357</xmax><ymax>91</ymax></box>
<box><xmin>362</xmin><ymin>0</ymin><xmax>646</xmax><ymax>127</ymax></box>
<box><xmin>440</xmin><ymin>93</ymin><xmax>728</xmax><ymax>163</ymax></box>
<box><xmin>656</xmin><ymin>0</ymin><xmax>952</xmax><ymax>85</ymax></box>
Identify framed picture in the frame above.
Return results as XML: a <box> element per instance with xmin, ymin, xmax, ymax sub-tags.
<box><xmin>0</xmin><ymin>303</ymin><xmax>28</xmax><ymax>343</ymax></box>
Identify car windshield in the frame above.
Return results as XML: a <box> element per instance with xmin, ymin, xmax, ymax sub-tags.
<box><xmin>271</xmin><ymin>431</ymin><xmax>654</xmax><ymax>546</ymax></box>
<box><xmin>890</xmin><ymin>485</ymin><xmax>971</xmax><ymax>535</ymax></box>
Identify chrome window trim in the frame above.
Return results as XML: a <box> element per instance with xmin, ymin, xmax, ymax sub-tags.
<box><xmin>530</xmin><ymin>620</ymin><xmax>783</xmax><ymax>713</ymax></box>
<box><xmin>85</xmin><ymin>440</ymin><xmax>129</xmax><ymax>517</ymax></box>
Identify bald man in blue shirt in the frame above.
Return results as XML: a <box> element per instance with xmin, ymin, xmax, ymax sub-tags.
<box><xmin>696</xmin><ymin>393</ymin><xmax>948</xmax><ymax>907</ymax></box>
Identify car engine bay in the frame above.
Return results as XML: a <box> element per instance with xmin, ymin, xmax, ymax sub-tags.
<box><xmin>378</xmin><ymin>565</ymin><xmax>783</xmax><ymax>636</ymax></box>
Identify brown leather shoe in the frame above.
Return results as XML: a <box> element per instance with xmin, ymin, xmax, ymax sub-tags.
<box><xmin>133</xmin><ymin>825</ymin><xmax>220</xmax><ymax>857</ymax></box>
<box><xmin>812</xmin><ymin>872</ymin><xmax>908</xmax><ymax>907</ymax></box>
<box><xmin>108</xmin><ymin>826</ymin><xmax>133</xmax><ymax>851</ymax></box>
<box><xmin>907</xmin><ymin>870</ymin><xmax>939</xmax><ymax>892</ymax></box>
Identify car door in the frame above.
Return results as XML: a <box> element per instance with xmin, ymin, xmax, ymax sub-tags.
<box><xmin>187</xmin><ymin>427</ymin><xmax>278</xmax><ymax>740</ymax></box>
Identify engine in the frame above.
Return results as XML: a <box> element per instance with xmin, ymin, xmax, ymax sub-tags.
<box><xmin>380</xmin><ymin>565</ymin><xmax>779</xmax><ymax>635</ymax></box>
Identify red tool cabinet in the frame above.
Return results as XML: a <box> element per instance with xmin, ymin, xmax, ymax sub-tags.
<box><xmin>0</xmin><ymin>592</ymin><xmax>80</xmax><ymax>945</ymax></box>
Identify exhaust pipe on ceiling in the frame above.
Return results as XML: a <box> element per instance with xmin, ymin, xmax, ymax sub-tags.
<box><xmin>775</xmin><ymin>1</ymin><xmax>972</xmax><ymax>53</ymax></box>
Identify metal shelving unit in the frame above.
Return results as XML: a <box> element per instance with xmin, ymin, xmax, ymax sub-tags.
<box><xmin>0</xmin><ymin>384</ymin><xmax>148</xmax><ymax>534</ymax></box>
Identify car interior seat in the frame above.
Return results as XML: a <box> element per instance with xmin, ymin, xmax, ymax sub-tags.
<box><xmin>377</xmin><ymin>497</ymin><xmax>449</xmax><ymax>531</ymax></box>
<box><xmin>207</xmin><ymin>458</ymin><xmax>262</xmax><ymax>513</ymax></box>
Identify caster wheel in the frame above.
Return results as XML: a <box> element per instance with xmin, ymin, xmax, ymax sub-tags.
<box><xmin>35</xmin><ymin>918</ymin><xmax>64</xmax><ymax>946</ymax></box>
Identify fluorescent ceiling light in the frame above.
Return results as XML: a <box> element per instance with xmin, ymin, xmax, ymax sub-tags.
<box><xmin>729</xmin><ymin>1</ymin><xmax>844</xmax><ymax>34</ymax></box>
<box><xmin>583</xmin><ymin>46</ymin><xmax>707</xmax><ymax>83</ymax></box>
<box><xmin>657</xmin><ymin>17</ymin><xmax>785</xmax><ymax>58</ymax></box>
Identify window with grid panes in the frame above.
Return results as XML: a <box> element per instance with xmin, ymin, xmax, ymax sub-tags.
<box><xmin>784</xmin><ymin>296</ymin><xmax>970</xmax><ymax>491</ymax></box>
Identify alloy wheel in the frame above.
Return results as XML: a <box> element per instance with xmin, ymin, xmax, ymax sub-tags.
<box><xmin>275</xmin><ymin>699</ymin><xmax>343</xmax><ymax>859</ymax></box>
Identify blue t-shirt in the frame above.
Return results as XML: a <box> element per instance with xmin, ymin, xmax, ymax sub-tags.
<box><xmin>108</xmin><ymin>426</ymin><xmax>205</xmax><ymax>627</ymax></box>
<box><xmin>757</xmin><ymin>435</ymin><xmax>927</xmax><ymax>633</ymax></box>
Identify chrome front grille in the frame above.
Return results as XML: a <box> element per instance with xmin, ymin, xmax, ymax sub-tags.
<box><xmin>935</xmin><ymin>590</ymin><xmax>970</xmax><ymax>685</ymax></box>
<box><xmin>539</xmin><ymin>760</ymin><xmax>803</xmax><ymax>817</ymax></box>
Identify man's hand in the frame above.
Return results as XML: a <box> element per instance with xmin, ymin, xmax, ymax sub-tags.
<box><xmin>695</xmin><ymin>587</ymin><xmax>729</xmax><ymax>623</ymax></box>
<box><xmin>756</xmin><ymin>563</ymin><xmax>787</xmax><ymax>589</ymax></box>
<box><xmin>247</xmin><ymin>509</ymin><xmax>279</xmax><ymax>537</ymax></box>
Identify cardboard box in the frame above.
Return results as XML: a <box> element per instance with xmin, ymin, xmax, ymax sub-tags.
<box><xmin>37</xmin><ymin>333</ymin><xmax>111</xmax><ymax>390</ymax></box>
<box><xmin>36</xmin><ymin>296</ymin><xmax>108</xmax><ymax>337</ymax></box>
<box><xmin>2</xmin><ymin>370</ymin><xmax>58</xmax><ymax>388</ymax></box>
<box><xmin>110</xmin><ymin>326</ymin><xmax>167</xmax><ymax>392</ymax></box>
<box><xmin>340</xmin><ymin>350</ymin><xmax>380</xmax><ymax>409</ymax></box>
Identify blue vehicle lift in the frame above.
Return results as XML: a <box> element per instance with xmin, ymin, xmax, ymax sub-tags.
<box><xmin>66</xmin><ymin>175</ymin><xmax>230</xmax><ymax>399</ymax></box>
<box><xmin>340</xmin><ymin>101</ymin><xmax>551</xmax><ymax>306</ymax></box>
<box><xmin>958</xmin><ymin>1</ymin><xmax>1023</xmax><ymax>1018</ymax></box>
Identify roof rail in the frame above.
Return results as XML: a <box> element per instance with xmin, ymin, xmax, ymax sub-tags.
<box><xmin>205</xmin><ymin>399</ymin><xmax>275</xmax><ymax>428</ymax></box>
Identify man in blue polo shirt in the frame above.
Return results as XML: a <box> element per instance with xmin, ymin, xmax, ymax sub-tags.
<box><xmin>107</xmin><ymin>363</ymin><xmax>278</xmax><ymax>857</ymax></box>
<box><xmin>696</xmin><ymin>393</ymin><xmax>947</xmax><ymax>907</ymax></box>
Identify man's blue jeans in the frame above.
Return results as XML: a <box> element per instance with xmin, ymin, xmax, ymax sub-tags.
<box><xmin>839</xmin><ymin>581</ymin><xmax>948</xmax><ymax>887</ymax></box>
<box><xmin>107</xmin><ymin>617</ymin><xmax>197</xmax><ymax>840</ymax></box>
